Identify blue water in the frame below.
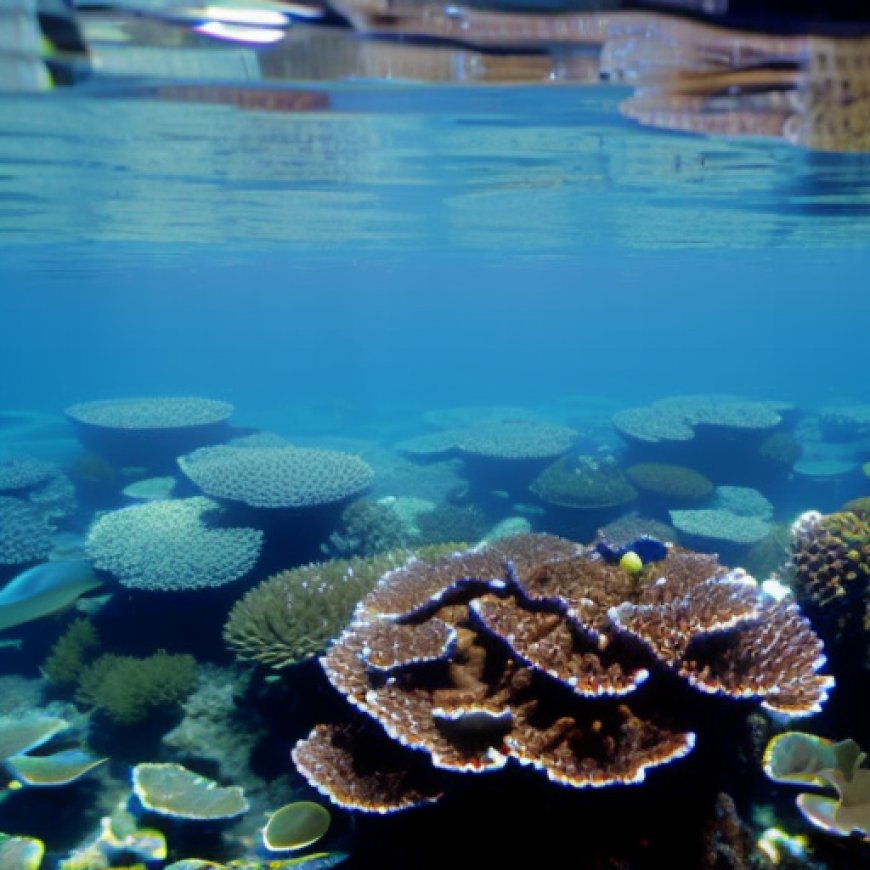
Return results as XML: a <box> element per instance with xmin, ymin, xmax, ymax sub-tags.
<box><xmin>1</xmin><ymin>51</ymin><xmax>870</xmax><ymax>870</ymax></box>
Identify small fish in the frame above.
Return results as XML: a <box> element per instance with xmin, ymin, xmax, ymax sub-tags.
<box><xmin>0</xmin><ymin>638</ymin><xmax>22</xmax><ymax>651</ymax></box>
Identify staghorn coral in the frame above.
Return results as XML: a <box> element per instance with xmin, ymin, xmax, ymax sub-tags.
<box><xmin>76</xmin><ymin>651</ymin><xmax>197</xmax><ymax>725</ymax></box>
<box><xmin>292</xmin><ymin>534</ymin><xmax>832</xmax><ymax>814</ymax></box>
<box><xmin>86</xmin><ymin>496</ymin><xmax>262</xmax><ymax>591</ymax></box>
<box><xmin>178</xmin><ymin>443</ymin><xmax>373</xmax><ymax>509</ymax></box>
<box><xmin>0</xmin><ymin>495</ymin><xmax>55</xmax><ymax>565</ymax></box>
<box><xmin>625</xmin><ymin>463</ymin><xmax>713</xmax><ymax>501</ymax></box>
<box><xmin>530</xmin><ymin>454</ymin><xmax>637</xmax><ymax>509</ymax></box>
<box><xmin>42</xmin><ymin>618</ymin><xmax>100</xmax><ymax>685</ymax></box>
<box><xmin>224</xmin><ymin>547</ymin><xmax>465</xmax><ymax>669</ymax></box>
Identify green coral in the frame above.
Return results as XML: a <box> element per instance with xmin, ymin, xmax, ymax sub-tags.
<box><xmin>625</xmin><ymin>463</ymin><xmax>713</xmax><ymax>501</ymax></box>
<box><xmin>530</xmin><ymin>455</ymin><xmax>637</xmax><ymax>510</ymax></box>
<box><xmin>76</xmin><ymin>652</ymin><xmax>197</xmax><ymax>725</ymax></box>
<box><xmin>42</xmin><ymin>619</ymin><xmax>100</xmax><ymax>685</ymax></box>
<box><xmin>225</xmin><ymin>545</ymin><xmax>468</xmax><ymax>669</ymax></box>
<box><xmin>759</xmin><ymin>432</ymin><xmax>802</xmax><ymax>466</ymax></box>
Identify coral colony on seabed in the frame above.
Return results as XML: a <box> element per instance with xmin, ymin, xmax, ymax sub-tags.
<box><xmin>0</xmin><ymin>393</ymin><xmax>868</xmax><ymax>869</ymax></box>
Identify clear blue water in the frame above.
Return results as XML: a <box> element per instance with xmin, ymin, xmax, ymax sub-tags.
<box><xmin>1</xmin><ymin>86</ymin><xmax>869</xmax><ymax>420</ymax></box>
<box><xmin>1</xmin><ymin>39</ymin><xmax>870</xmax><ymax>870</ymax></box>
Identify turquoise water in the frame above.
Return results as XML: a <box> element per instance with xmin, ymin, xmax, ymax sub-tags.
<box><xmin>0</xmin><ymin>40</ymin><xmax>869</xmax><ymax>870</ymax></box>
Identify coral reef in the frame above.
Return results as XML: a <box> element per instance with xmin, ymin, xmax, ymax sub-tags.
<box><xmin>530</xmin><ymin>454</ymin><xmax>638</xmax><ymax>509</ymax></box>
<box><xmin>819</xmin><ymin>403</ymin><xmax>870</xmax><ymax>441</ymax></box>
<box><xmin>292</xmin><ymin>534</ymin><xmax>832</xmax><ymax>813</ymax></box>
<box><xmin>76</xmin><ymin>652</ymin><xmax>197</xmax><ymax>725</ymax></box>
<box><xmin>122</xmin><ymin>476</ymin><xmax>177</xmax><ymax>501</ymax></box>
<box><xmin>625</xmin><ymin>462</ymin><xmax>713</xmax><ymax>501</ymax></box>
<box><xmin>132</xmin><ymin>763</ymin><xmax>248</xmax><ymax>820</ymax></box>
<box><xmin>42</xmin><ymin>619</ymin><xmax>100</xmax><ymax>685</ymax></box>
<box><xmin>455</xmin><ymin>419</ymin><xmax>576</xmax><ymax>461</ymax></box>
<box><xmin>670</xmin><ymin>509</ymin><xmax>771</xmax><ymax>546</ymax></box>
<box><xmin>394</xmin><ymin>430</ymin><xmax>462</xmax><ymax>459</ymax></box>
<box><xmin>790</xmin><ymin>510</ymin><xmax>870</xmax><ymax>613</ymax></box>
<box><xmin>325</xmin><ymin>499</ymin><xmax>409</xmax><ymax>558</ymax></box>
<box><xmin>0</xmin><ymin>457</ymin><xmax>58</xmax><ymax>493</ymax></box>
<box><xmin>423</xmin><ymin>406</ymin><xmax>543</xmax><ymax>429</ymax></box>
<box><xmin>86</xmin><ymin>497</ymin><xmax>263</xmax><ymax>591</ymax></box>
<box><xmin>596</xmin><ymin>514</ymin><xmax>678</xmax><ymax>547</ymax></box>
<box><xmin>613</xmin><ymin>395</ymin><xmax>788</xmax><ymax>445</ymax></box>
<box><xmin>65</xmin><ymin>397</ymin><xmax>234</xmax><ymax>431</ymax></box>
<box><xmin>764</xmin><ymin>731</ymin><xmax>870</xmax><ymax>841</ymax></box>
<box><xmin>0</xmin><ymin>495</ymin><xmax>55</xmax><ymax>565</ymax></box>
<box><xmin>712</xmin><ymin>486</ymin><xmax>774</xmax><ymax>520</ymax></box>
<box><xmin>760</xmin><ymin>432</ymin><xmax>803</xmax><ymax>466</ymax></box>
<box><xmin>415</xmin><ymin>503</ymin><xmax>487</xmax><ymax>545</ymax></box>
<box><xmin>178</xmin><ymin>443</ymin><xmax>374</xmax><ymax>509</ymax></box>
<box><xmin>225</xmin><ymin>548</ymin><xmax>462</xmax><ymax>669</ymax></box>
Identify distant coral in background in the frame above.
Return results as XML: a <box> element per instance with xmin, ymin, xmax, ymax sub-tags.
<box><xmin>225</xmin><ymin>546</ymin><xmax>466</xmax><ymax>669</ymax></box>
<box><xmin>530</xmin><ymin>454</ymin><xmax>637</xmax><ymax>509</ymax></box>
<box><xmin>455</xmin><ymin>419</ymin><xmax>576</xmax><ymax>461</ymax></box>
<box><xmin>625</xmin><ymin>462</ymin><xmax>713</xmax><ymax>501</ymax></box>
<box><xmin>423</xmin><ymin>405</ymin><xmax>543</xmax><ymax>430</ymax></box>
<box><xmin>122</xmin><ymin>475</ymin><xmax>177</xmax><ymax>501</ymax></box>
<box><xmin>293</xmin><ymin>534</ymin><xmax>832</xmax><ymax>813</ymax></box>
<box><xmin>86</xmin><ymin>496</ymin><xmax>262</xmax><ymax>591</ymax></box>
<box><xmin>0</xmin><ymin>457</ymin><xmax>58</xmax><ymax>493</ymax></box>
<box><xmin>76</xmin><ymin>651</ymin><xmax>197</xmax><ymax>725</ymax></box>
<box><xmin>178</xmin><ymin>443</ymin><xmax>374</xmax><ymax>509</ymax></box>
<box><xmin>613</xmin><ymin>395</ymin><xmax>788</xmax><ymax>445</ymax></box>
<box><xmin>415</xmin><ymin>503</ymin><xmax>488</xmax><ymax>545</ymax></box>
<box><xmin>65</xmin><ymin>396</ymin><xmax>234</xmax><ymax>430</ymax></box>
<box><xmin>711</xmin><ymin>485</ymin><xmax>774</xmax><ymax>520</ymax></box>
<box><xmin>0</xmin><ymin>495</ymin><xmax>55</xmax><ymax>565</ymax></box>
<box><xmin>596</xmin><ymin>514</ymin><xmax>678</xmax><ymax>547</ymax></box>
<box><xmin>759</xmin><ymin>431</ymin><xmax>803</xmax><ymax>466</ymax></box>
<box><xmin>670</xmin><ymin>509</ymin><xmax>771</xmax><ymax>546</ymax></box>
<box><xmin>819</xmin><ymin>402</ymin><xmax>870</xmax><ymax>441</ymax></box>
<box><xmin>325</xmin><ymin>499</ymin><xmax>410</xmax><ymax>558</ymax></box>
<box><xmin>394</xmin><ymin>430</ymin><xmax>463</xmax><ymax>459</ymax></box>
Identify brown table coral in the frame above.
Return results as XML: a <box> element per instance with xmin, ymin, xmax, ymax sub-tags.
<box><xmin>292</xmin><ymin>534</ymin><xmax>833</xmax><ymax>814</ymax></box>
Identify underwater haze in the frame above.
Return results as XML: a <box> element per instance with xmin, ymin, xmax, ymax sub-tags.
<box><xmin>0</xmin><ymin>39</ymin><xmax>869</xmax><ymax>870</ymax></box>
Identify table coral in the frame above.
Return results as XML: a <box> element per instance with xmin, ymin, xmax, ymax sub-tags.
<box><xmin>292</xmin><ymin>534</ymin><xmax>832</xmax><ymax>813</ymax></box>
<box><xmin>65</xmin><ymin>397</ymin><xmax>233</xmax><ymax>430</ymax></box>
<box><xmin>179</xmin><ymin>444</ymin><xmax>374</xmax><ymax>509</ymax></box>
<box><xmin>86</xmin><ymin>496</ymin><xmax>263</xmax><ymax>591</ymax></box>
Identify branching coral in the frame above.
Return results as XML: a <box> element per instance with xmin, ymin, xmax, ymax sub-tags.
<box><xmin>292</xmin><ymin>534</ymin><xmax>832</xmax><ymax>813</ymax></box>
<box><xmin>42</xmin><ymin>619</ymin><xmax>100</xmax><ymax>685</ymax></box>
<box><xmin>76</xmin><ymin>652</ymin><xmax>197</xmax><ymax>725</ymax></box>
